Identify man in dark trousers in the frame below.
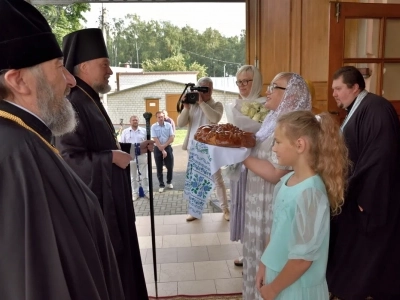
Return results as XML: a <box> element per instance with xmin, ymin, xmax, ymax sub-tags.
<box><xmin>56</xmin><ymin>28</ymin><xmax>150</xmax><ymax>300</ymax></box>
<box><xmin>151</xmin><ymin>111</ymin><xmax>175</xmax><ymax>193</ymax></box>
<box><xmin>0</xmin><ymin>1</ymin><xmax>126</xmax><ymax>299</ymax></box>
<box><xmin>327</xmin><ymin>66</ymin><xmax>400</xmax><ymax>300</ymax></box>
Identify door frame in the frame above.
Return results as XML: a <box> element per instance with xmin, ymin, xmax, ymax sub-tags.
<box><xmin>328</xmin><ymin>2</ymin><xmax>400</xmax><ymax>120</ymax></box>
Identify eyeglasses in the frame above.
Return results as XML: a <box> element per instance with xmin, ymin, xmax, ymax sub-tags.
<box><xmin>267</xmin><ymin>84</ymin><xmax>286</xmax><ymax>93</ymax></box>
<box><xmin>236</xmin><ymin>79</ymin><xmax>253</xmax><ymax>86</ymax></box>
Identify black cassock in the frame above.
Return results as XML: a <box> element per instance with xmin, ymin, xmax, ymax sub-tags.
<box><xmin>327</xmin><ymin>93</ymin><xmax>400</xmax><ymax>299</ymax></box>
<box><xmin>56</xmin><ymin>77</ymin><xmax>148</xmax><ymax>300</ymax></box>
<box><xmin>0</xmin><ymin>101</ymin><xmax>124</xmax><ymax>300</ymax></box>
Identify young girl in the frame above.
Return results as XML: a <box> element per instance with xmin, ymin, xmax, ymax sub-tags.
<box><xmin>256</xmin><ymin>111</ymin><xmax>349</xmax><ymax>300</ymax></box>
<box><xmin>242</xmin><ymin>73</ymin><xmax>311</xmax><ymax>300</ymax></box>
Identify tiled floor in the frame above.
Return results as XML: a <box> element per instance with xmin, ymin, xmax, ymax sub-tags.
<box><xmin>136</xmin><ymin>213</ymin><xmax>243</xmax><ymax>297</ymax></box>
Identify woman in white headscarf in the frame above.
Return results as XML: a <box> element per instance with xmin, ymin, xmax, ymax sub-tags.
<box><xmin>241</xmin><ymin>72</ymin><xmax>312</xmax><ymax>300</ymax></box>
<box><xmin>230</xmin><ymin>65</ymin><xmax>265</xmax><ymax>266</ymax></box>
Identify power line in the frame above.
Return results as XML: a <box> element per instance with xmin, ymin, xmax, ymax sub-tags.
<box><xmin>180</xmin><ymin>48</ymin><xmax>242</xmax><ymax>66</ymax></box>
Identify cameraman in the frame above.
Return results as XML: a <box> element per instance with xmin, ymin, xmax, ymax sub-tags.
<box><xmin>178</xmin><ymin>77</ymin><xmax>230</xmax><ymax>222</ymax></box>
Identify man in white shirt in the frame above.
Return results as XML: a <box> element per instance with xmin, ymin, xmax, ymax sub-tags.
<box><xmin>151</xmin><ymin>111</ymin><xmax>175</xmax><ymax>193</ymax></box>
<box><xmin>120</xmin><ymin>115</ymin><xmax>148</xmax><ymax>200</ymax></box>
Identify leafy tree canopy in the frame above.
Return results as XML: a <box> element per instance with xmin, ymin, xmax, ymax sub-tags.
<box><xmin>106</xmin><ymin>13</ymin><xmax>245</xmax><ymax>77</ymax></box>
<box><xmin>36</xmin><ymin>3</ymin><xmax>90</xmax><ymax>46</ymax></box>
<box><xmin>142</xmin><ymin>54</ymin><xmax>207</xmax><ymax>80</ymax></box>
<box><xmin>35</xmin><ymin>6</ymin><xmax>244</xmax><ymax>77</ymax></box>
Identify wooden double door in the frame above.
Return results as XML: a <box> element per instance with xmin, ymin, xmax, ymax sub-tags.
<box><xmin>328</xmin><ymin>2</ymin><xmax>400</xmax><ymax>121</ymax></box>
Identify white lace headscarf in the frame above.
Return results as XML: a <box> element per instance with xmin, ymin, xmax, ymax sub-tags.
<box><xmin>236</xmin><ymin>65</ymin><xmax>263</xmax><ymax>101</ymax></box>
<box><xmin>255</xmin><ymin>73</ymin><xmax>312</xmax><ymax>142</ymax></box>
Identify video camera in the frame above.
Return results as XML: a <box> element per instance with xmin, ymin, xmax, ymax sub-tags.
<box><xmin>182</xmin><ymin>83</ymin><xmax>209</xmax><ymax>104</ymax></box>
<box><xmin>177</xmin><ymin>83</ymin><xmax>210</xmax><ymax>113</ymax></box>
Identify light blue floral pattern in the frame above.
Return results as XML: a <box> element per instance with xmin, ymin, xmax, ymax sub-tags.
<box><xmin>184</xmin><ymin>141</ymin><xmax>215</xmax><ymax>218</ymax></box>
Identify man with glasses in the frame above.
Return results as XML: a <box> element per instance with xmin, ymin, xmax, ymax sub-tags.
<box><xmin>178</xmin><ymin>77</ymin><xmax>230</xmax><ymax>222</ymax></box>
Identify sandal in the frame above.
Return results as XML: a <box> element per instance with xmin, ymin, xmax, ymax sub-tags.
<box><xmin>234</xmin><ymin>256</ymin><xmax>244</xmax><ymax>267</ymax></box>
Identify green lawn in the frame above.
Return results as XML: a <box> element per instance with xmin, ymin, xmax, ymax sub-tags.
<box><xmin>173</xmin><ymin>128</ymin><xmax>187</xmax><ymax>145</ymax></box>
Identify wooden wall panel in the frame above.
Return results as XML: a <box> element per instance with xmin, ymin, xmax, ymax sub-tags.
<box><xmin>246</xmin><ymin>0</ymin><xmax>257</xmax><ymax>67</ymax></box>
<box><xmin>260</xmin><ymin>0</ymin><xmax>292</xmax><ymax>83</ymax></box>
<box><xmin>301</xmin><ymin>0</ymin><xmax>329</xmax><ymax>82</ymax></box>
<box><xmin>313</xmin><ymin>81</ymin><xmax>329</xmax><ymax>112</ymax></box>
<box><xmin>246</xmin><ymin>0</ymin><xmax>336</xmax><ymax>111</ymax></box>
<box><xmin>290</xmin><ymin>0</ymin><xmax>302</xmax><ymax>74</ymax></box>
<box><xmin>246</xmin><ymin>0</ymin><xmax>263</xmax><ymax>72</ymax></box>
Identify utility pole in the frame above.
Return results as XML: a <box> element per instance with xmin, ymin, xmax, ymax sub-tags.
<box><xmin>101</xmin><ymin>4</ymin><xmax>107</xmax><ymax>46</ymax></box>
<box><xmin>134</xmin><ymin>34</ymin><xmax>140</xmax><ymax>69</ymax></box>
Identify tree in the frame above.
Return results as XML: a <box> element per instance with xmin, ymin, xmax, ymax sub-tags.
<box><xmin>36</xmin><ymin>3</ymin><xmax>90</xmax><ymax>46</ymax></box>
<box><xmin>107</xmin><ymin>14</ymin><xmax>245</xmax><ymax>76</ymax></box>
<box><xmin>142</xmin><ymin>54</ymin><xmax>207</xmax><ymax>80</ymax></box>
<box><xmin>142</xmin><ymin>54</ymin><xmax>187</xmax><ymax>72</ymax></box>
<box><xmin>188</xmin><ymin>62</ymin><xmax>207</xmax><ymax>80</ymax></box>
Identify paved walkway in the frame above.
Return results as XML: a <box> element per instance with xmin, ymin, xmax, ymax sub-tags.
<box><xmin>133</xmin><ymin>145</ymin><xmax>241</xmax><ymax>298</ymax></box>
<box><xmin>136</xmin><ymin>213</ymin><xmax>242</xmax><ymax>297</ymax></box>
<box><xmin>133</xmin><ymin>144</ymin><xmax>231</xmax><ymax>217</ymax></box>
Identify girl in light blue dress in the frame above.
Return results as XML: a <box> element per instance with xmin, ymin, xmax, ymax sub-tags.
<box><xmin>256</xmin><ymin>111</ymin><xmax>349</xmax><ymax>300</ymax></box>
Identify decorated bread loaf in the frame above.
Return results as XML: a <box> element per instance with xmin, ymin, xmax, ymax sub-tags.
<box><xmin>194</xmin><ymin>123</ymin><xmax>256</xmax><ymax>148</ymax></box>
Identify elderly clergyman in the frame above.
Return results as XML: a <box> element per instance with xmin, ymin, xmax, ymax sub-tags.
<box><xmin>0</xmin><ymin>0</ymin><xmax>127</xmax><ymax>299</ymax></box>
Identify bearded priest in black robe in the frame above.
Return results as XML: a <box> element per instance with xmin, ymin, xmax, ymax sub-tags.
<box><xmin>56</xmin><ymin>28</ymin><xmax>150</xmax><ymax>300</ymax></box>
<box><xmin>0</xmin><ymin>1</ymin><xmax>125</xmax><ymax>299</ymax></box>
<box><xmin>327</xmin><ymin>66</ymin><xmax>400</xmax><ymax>299</ymax></box>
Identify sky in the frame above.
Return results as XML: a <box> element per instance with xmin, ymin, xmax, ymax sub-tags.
<box><xmin>83</xmin><ymin>3</ymin><xmax>246</xmax><ymax>38</ymax></box>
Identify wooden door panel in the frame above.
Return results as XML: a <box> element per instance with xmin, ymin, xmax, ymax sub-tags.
<box><xmin>165</xmin><ymin>94</ymin><xmax>181</xmax><ymax>126</ymax></box>
<box><xmin>145</xmin><ymin>99</ymin><xmax>159</xmax><ymax>126</ymax></box>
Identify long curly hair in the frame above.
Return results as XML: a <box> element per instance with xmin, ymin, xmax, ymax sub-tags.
<box><xmin>277</xmin><ymin>111</ymin><xmax>350</xmax><ymax>215</ymax></box>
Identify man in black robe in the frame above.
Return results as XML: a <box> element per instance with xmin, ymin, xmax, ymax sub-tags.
<box><xmin>327</xmin><ymin>66</ymin><xmax>400</xmax><ymax>299</ymax></box>
<box><xmin>56</xmin><ymin>28</ymin><xmax>150</xmax><ymax>300</ymax></box>
<box><xmin>0</xmin><ymin>1</ymin><xmax>126</xmax><ymax>299</ymax></box>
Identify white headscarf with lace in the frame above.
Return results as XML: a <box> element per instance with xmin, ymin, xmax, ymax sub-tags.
<box><xmin>255</xmin><ymin>73</ymin><xmax>312</xmax><ymax>142</ymax></box>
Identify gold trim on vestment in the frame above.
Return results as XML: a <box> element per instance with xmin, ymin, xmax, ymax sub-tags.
<box><xmin>0</xmin><ymin>110</ymin><xmax>60</xmax><ymax>156</ymax></box>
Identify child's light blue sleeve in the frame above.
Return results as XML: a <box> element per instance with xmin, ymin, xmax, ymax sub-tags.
<box><xmin>288</xmin><ymin>188</ymin><xmax>330</xmax><ymax>261</ymax></box>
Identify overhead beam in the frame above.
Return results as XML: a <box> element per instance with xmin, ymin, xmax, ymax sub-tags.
<box><xmin>31</xmin><ymin>0</ymin><xmax>244</xmax><ymax>4</ymax></box>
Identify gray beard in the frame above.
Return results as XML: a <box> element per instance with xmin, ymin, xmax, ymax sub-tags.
<box><xmin>35</xmin><ymin>73</ymin><xmax>77</xmax><ymax>136</ymax></box>
<box><xmin>93</xmin><ymin>83</ymin><xmax>111</xmax><ymax>94</ymax></box>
